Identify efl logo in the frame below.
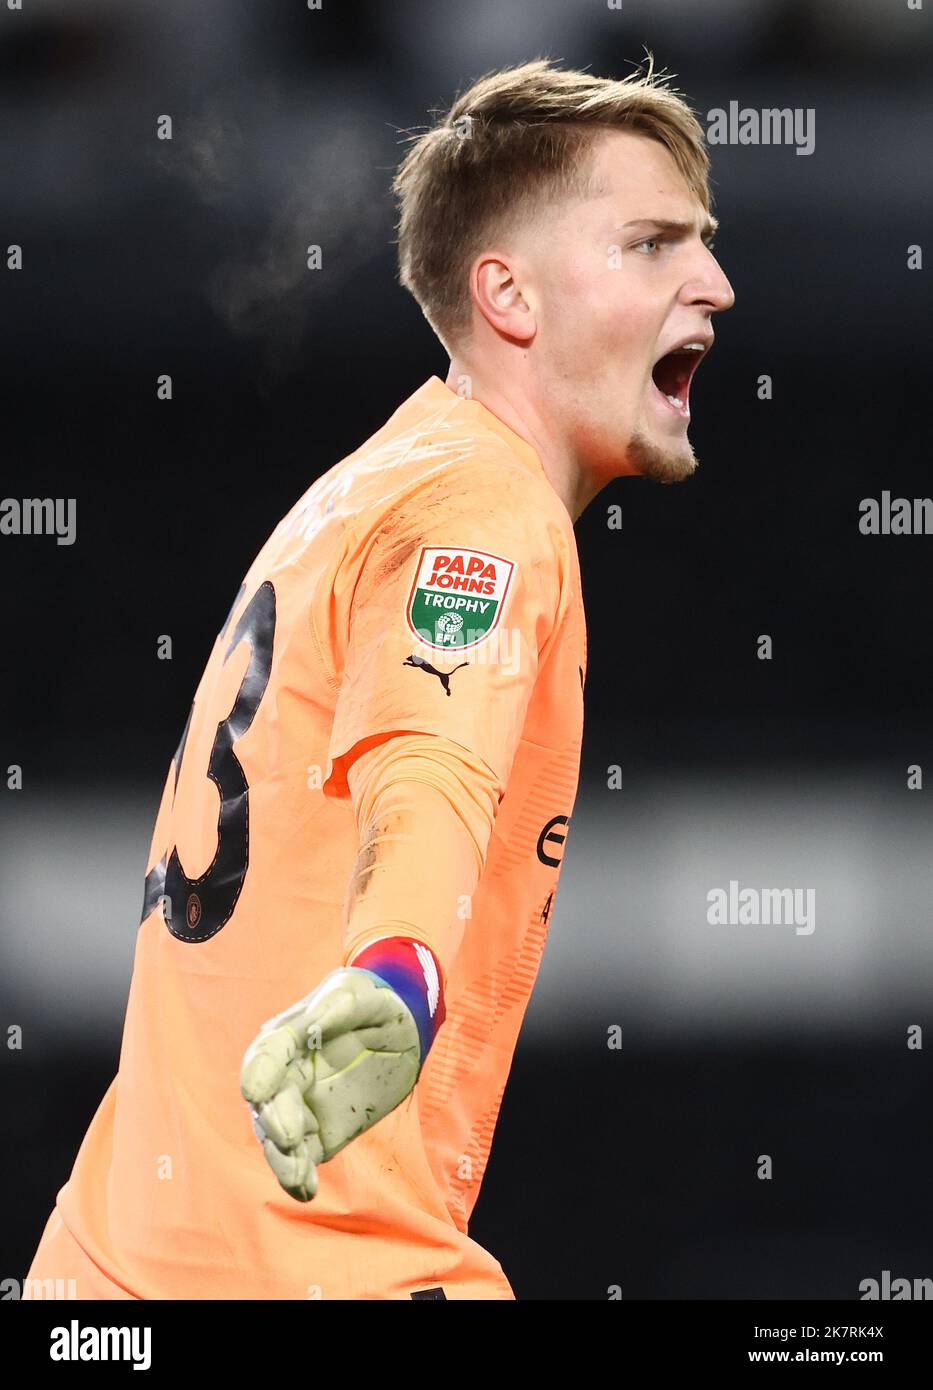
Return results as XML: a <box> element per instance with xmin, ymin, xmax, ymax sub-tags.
<box><xmin>407</xmin><ymin>547</ymin><xmax>515</xmax><ymax>651</ymax></box>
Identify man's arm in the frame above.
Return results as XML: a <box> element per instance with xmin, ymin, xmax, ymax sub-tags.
<box><xmin>239</xmin><ymin>732</ymin><xmax>501</xmax><ymax>1201</ymax></box>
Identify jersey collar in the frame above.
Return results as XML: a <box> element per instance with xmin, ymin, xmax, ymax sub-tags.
<box><xmin>415</xmin><ymin>376</ymin><xmax>551</xmax><ymax>489</ymax></box>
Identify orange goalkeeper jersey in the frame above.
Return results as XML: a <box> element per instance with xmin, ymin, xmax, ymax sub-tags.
<box><xmin>25</xmin><ymin>375</ymin><xmax>587</xmax><ymax>1300</ymax></box>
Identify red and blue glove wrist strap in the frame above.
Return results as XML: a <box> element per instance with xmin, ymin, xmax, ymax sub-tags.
<box><xmin>350</xmin><ymin>937</ymin><xmax>447</xmax><ymax>1066</ymax></box>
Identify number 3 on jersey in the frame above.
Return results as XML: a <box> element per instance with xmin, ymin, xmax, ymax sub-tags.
<box><xmin>140</xmin><ymin>581</ymin><xmax>276</xmax><ymax>942</ymax></box>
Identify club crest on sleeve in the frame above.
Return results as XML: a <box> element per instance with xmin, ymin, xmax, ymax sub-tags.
<box><xmin>406</xmin><ymin>546</ymin><xmax>515</xmax><ymax>651</ymax></box>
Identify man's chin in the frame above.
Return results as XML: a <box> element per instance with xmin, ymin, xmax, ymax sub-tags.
<box><xmin>628</xmin><ymin>428</ymin><xmax>698</xmax><ymax>484</ymax></box>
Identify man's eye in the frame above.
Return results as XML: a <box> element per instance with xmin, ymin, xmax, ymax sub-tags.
<box><xmin>634</xmin><ymin>238</ymin><xmax>660</xmax><ymax>254</ymax></box>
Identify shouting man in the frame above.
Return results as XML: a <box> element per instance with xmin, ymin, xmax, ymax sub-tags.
<box><xmin>26</xmin><ymin>57</ymin><xmax>733</xmax><ymax>1301</ymax></box>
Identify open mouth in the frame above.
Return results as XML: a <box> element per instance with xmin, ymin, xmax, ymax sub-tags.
<box><xmin>650</xmin><ymin>342</ymin><xmax>708</xmax><ymax>419</ymax></box>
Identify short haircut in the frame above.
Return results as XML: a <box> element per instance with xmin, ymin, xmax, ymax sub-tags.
<box><xmin>392</xmin><ymin>56</ymin><xmax>711</xmax><ymax>351</ymax></box>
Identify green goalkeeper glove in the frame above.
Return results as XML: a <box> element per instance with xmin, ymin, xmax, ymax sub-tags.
<box><xmin>240</xmin><ymin>966</ymin><xmax>421</xmax><ymax>1202</ymax></box>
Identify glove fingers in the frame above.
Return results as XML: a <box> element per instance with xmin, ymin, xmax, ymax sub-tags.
<box><xmin>255</xmin><ymin>1080</ymin><xmax>320</xmax><ymax>1150</ymax></box>
<box><xmin>265</xmin><ymin>982</ymin><xmax>361</xmax><ymax>1048</ymax></box>
<box><xmin>240</xmin><ymin>1023</ymin><xmax>302</xmax><ymax>1104</ymax></box>
<box><xmin>240</xmin><ymin>986</ymin><xmax>362</xmax><ymax>1107</ymax></box>
<box><xmin>312</xmin><ymin>977</ymin><xmax>411</xmax><ymax>1045</ymax></box>
<box><xmin>284</xmin><ymin>1055</ymin><xmax>316</xmax><ymax>1093</ymax></box>
<box><xmin>262</xmin><ymin>1136</ymin><xmax>319</xmax><ymax>1202</ymax></box>
<box><xmin>303</xmin><ymin>984</ymin><xmax>363</xmax><ymax>1042</ymax></box>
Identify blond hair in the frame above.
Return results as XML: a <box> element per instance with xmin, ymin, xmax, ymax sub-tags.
<box><xmin>392</xmin><ymin>56</ymin><xmax>711</xmax><ymax>350</ymax></box>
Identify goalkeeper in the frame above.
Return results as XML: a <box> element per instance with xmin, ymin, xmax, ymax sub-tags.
<box><xmin>25</xmin><ymin>54</ymin><xmax>730</xmax><ymax>1300</ymax></box>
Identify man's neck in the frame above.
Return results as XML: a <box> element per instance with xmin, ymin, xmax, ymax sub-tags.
<box><xmin>443</xmin><ymin>363</ymin><xmax>603</xmax><ymax>522</ymax></box>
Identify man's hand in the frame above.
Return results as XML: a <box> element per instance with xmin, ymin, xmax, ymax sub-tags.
<box><xmin>240</xmin><ymin>966</ymin><xmax>421</xmax><ymax>1202</ymax></box>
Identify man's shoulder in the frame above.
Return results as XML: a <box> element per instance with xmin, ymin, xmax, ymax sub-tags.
<box><xmin>272</xmin><ymin>378</ymin><xmax>571</xmax><ymax>584</ymax></box>
<box><xmin>343</xmin><ymin>381</ymin><xmax>566</xmax><ymax>541</ymax></box>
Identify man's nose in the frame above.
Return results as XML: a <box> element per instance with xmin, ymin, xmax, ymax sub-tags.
<box><xmin>685</xmin><ymin>253</ymin><xmax>735</xmax><ymax>313</ymax></box>
<box><xmin>711</xmin><ymin>263</ymin><xmax>736</xmax><ymax>312</ymax></box>
<box><xmin>709</xmin><ymin>259</ymin><xmax>739</xmax><ymax>314</ymax></box>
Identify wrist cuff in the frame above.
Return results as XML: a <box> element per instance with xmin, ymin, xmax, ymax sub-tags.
<box><xmin>349</xmin><ymin>937</ymin><xmax>447</xmax><ymax>1065</ymax></box>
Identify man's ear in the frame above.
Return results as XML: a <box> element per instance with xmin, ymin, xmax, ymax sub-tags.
<box><xmin>470</xmin><ymin>252</ymin><xmax>536</xmax><ymax>344</ymax></box>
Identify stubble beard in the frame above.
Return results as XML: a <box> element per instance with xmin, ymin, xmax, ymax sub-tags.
<box><xmin>628</xmin><ymin>427</ymin><xmax>699</xmax><ymax>485</ymax></box>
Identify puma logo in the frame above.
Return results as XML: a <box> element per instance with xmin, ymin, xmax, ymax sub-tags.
<box><xmin>403</xmin><ymin>654</ymin><xmax>468</xmax><ymax>697</ymax></box>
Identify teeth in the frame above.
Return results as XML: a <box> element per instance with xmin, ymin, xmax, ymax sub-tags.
<box><xmin>665</xmin><ymin>394</ymin><xmax>685</xmax><ymax>408</ymax></box>
<box><xmin>681</xmin><ymin>342</ymin><xmax>704</xmax><ymax>351</ymax></box>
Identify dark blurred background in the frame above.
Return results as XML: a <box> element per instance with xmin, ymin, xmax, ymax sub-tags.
<box><xmin>2</xmin><ymin>0</ymin><xmax>932</xmax><ymax>1300</ymax></box>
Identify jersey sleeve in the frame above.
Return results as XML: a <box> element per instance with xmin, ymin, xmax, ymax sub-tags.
<box><xmin>340</xmin><ymin>732</ymin><xmax>501</xmax><ymax>984</ymax></box>
<box><xmin>321</xmin><ymin>456</ymin><xmax>567</xmax><ymax>801</ymax></box>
